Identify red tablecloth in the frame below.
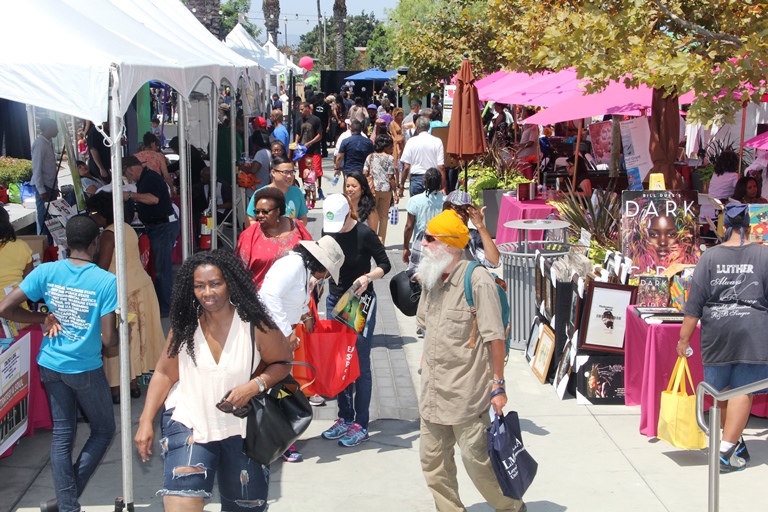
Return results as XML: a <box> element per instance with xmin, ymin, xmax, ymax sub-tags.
<box><xmin>495</xmin><ymin>196</ymin><xmax>558</xmax><ymax>244</ymax></box>
<box><xmin>0</xmin><ymin>325</ymin><xmax>51</xmax><ymax>459</ymax></box>
<box><xmin>624</xmin><ymin>306</ymin><xmax>768</xmax><ymax>438</ymax></box>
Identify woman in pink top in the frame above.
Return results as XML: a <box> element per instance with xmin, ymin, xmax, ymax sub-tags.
<box><xmin>134</xmin><ymin>250</ymin><xmax>292</xmax><ymax>511</ymax></box>
<box><xmin>236</xmin><ymin>187</ymin><xmax>312</xmax><ymax>288</ymax></box>
<box><xmin>134</xmin><ymin>132</ymin><xmax>175</xmax><ymax>194</ymax></box>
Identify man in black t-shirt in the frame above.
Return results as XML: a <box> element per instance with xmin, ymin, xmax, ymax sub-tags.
<box><xmin>313</xmin><ymin>96</ymin><xmax>330</xmax><ymax>158</ymax></box>
<box><xmin>87</xmin><ymin>122</ymin><xmax>112</xmax><ymax>183</ymax></box>
<box><xmin>123</xmin><ymin>155</ymin><xmax>178</xmax><ymax>316</ymax></box>
<box><xmin>297</xmin><ymin>102</ymin><xmax>324</xmax><ymax>198</ymax></box>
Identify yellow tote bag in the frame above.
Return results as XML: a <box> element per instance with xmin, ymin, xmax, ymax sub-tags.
<box><xmin>657</xmin><ymin>357</ymin><xmax>707</xmax><ymax>450</ymax></box>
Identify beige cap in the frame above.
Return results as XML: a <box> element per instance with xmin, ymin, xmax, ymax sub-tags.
<box><xmin>299</xmin><ymin>236</ymin><xmax>345</xmax><ymax>283</ymax></box>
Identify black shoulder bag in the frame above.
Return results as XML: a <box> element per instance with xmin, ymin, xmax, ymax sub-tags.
<box><xmin>243</xmin><ymin>326</ymin><xmax>316</xmax><ymax>466</ymax></box>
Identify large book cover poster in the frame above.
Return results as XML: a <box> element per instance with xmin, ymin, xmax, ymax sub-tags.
<box><xmin>621</xmin><ymin>191</ymin><xmax>700</xmax><ymax>276</ymax></box>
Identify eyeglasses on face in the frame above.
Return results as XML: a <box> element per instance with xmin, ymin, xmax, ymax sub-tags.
<box><xmin>423</xmin><ymin>233</ymin><xmax>459</xmax><ymax>244</ymax></box>
<box><xmin>273</xmin><ymin>168</ymin><xmax>295</xmax><ymax>177</ymax></box>
<box><xmin>254</xmin><ymin>206</ymin><xmax>278</xmax><ymax>215</ymax></box>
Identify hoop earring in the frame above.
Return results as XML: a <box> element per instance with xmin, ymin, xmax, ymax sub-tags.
<box><xmin>229</xmin><ymin>296</ymin><xmax>237</xmax><ymax>308</ymax></box>
<box><xmin>193</xmin><ymin>299</ymin><xmax>202</xmax><ymax>317</ymax></box>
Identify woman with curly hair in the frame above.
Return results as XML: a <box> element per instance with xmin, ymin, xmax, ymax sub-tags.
<box><xmin>345</xmin><ymin>171</ymin><xmax>378</xmax><ymax>231</ymax></box>
<box><xmin>731</xmin><ymin>176</ymin><xmax>768</xmax><ymax>204</ymax></box>
<box><xmin>134</xmin><ymin>249</ymin><xmax>292</xmax><ymax>512</ymax></box>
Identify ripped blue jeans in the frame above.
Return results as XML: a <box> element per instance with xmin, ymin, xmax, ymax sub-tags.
<box><xmin>159</xmin><ymin>408</ymin><xmax>269</xmax><ymax>511</ymax></box>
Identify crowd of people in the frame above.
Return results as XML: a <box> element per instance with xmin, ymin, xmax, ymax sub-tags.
<box><xmin>13</xmin><ymin>76</ymin><xmax>768</xmax><ymax>512</ymax></box>
<box><xmin>1</xmin><ymin>83</ymin><xmax>534</xmax><ymax>512</ymax></box>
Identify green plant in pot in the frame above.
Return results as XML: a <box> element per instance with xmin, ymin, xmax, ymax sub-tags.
<box><xmin>551</xmin><ymin>178</ymin><xmax>622</xmax><ymax>264</ymax></box>
<box><xmin>462</xmin><ymin>138</ymin><xmax>532</xmax><ymax>238</ymax></box>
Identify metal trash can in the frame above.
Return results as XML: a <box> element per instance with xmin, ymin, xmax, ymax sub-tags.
<box><xmin>498</xmin><ymin>241</ymin><xmax>570</xmax><ymax>350</ymax></box>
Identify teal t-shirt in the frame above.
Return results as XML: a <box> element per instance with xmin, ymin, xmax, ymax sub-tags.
<box><xmin>20</xmin><ymin>260</ymin><xmax>118</xmax><ymax>374</ymax></box>
<box><xmin>247</xmin><ymin>185</ymin><xmax>309</xmax><ymax>220</ymax></box>
<box><xmin>406</xmin><ymin>191</ymin><xmax>447</xmax><ymax>234</ymax></box>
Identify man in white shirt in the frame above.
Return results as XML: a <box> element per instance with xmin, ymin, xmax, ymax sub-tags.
<box><xmin>402</xmin><ymin>99</ymin><xmax>423</xmax><ymax>142</ymax></box>
<box><xmin>399</xmin><ymin>117</ymin><xmax>446</xmax><ymax>197</ymax></box>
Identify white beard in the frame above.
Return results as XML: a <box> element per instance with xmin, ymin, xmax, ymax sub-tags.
<box><xmin>418</xmin><ymin>243</ymin><xmax>456</xmax><ymax>291</ymax></box>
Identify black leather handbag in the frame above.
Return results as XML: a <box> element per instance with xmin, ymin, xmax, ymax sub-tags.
<box><xmin>242</xmin><ymin>329</ymin><xmax>315</xmax><ymax>465</ymax></box>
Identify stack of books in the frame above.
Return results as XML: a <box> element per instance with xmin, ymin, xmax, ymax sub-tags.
<box><xmin>633</xmin><ymin>307</ymin><xmax>685</xmax><ymax>324</ymax></box>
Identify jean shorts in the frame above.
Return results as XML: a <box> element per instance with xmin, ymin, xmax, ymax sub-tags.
<box><xmin>704</xmin><ymin>363</ymin><xmax>768</xmax><ymax>395</ymax></box>
<box><xmin>159</xmin><ymin>408</ymin><xmax>269</xmax><ymax>511</ymax></box>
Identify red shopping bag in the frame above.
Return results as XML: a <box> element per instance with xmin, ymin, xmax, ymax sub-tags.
<box><xmin>294</xmin><ymin>300</ymin><xmax>360</xmax><ymax>397</ymax></box>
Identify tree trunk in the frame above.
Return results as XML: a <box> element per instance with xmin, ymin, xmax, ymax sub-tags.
<box><xmin>610</xmin><ymin>115</ymin><xmax>622</xmax><ymax>177</ymax></box>
<box><xmin>333</xmin><ymin>0</ymin><xmax>347</xmax><ymax>70</ymax></box>
<box><xmin>263</xmin><ymin>0</ymin><xmax>281</xmax><ymax>45</ymax></box>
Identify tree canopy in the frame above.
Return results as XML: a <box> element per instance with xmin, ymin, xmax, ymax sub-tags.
<box><xmin>391</xmin><ymin>0</ymin><xmax>500</xmax><ymax>96</ymax></box>
<box><xmin>365</xmin><ymin>24</ymin><xmax>395</xmax><ymax>70</ymax></box>
<box><xmin>390</xmin><ymin>0</ymin><xmax>767</xmax><ymax>125</ymax></box>
<box><xmin>488</xmin><ymin>0</ymin><xmax>768</xmax><ymax>125</ymax></box>
<box><xmin>220</xmin><ymin>0</ymin><xmax>261</xmax><ymax>40</ymax></box>
<box><xmin>298</xmin><ymin>11</ymin><xmax>381</xmax><ymax>70</ymax></box>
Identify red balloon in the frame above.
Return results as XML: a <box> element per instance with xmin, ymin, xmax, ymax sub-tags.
<box><xmin>299</xmin><ymin>56</ymin><xmax>314</xmax><ymax>71</ymax></box>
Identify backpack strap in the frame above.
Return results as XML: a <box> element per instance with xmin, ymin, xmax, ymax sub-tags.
<box><xmin>464</xmin><ymin>261</ymin><xmax>481</xmax><ymax>350</ymax></box>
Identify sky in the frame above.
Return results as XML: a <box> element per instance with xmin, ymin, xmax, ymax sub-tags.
<box><xmin>246</xmin><ymin>0</ymin><xmax>397</xmax><ymax>46</ymax></box>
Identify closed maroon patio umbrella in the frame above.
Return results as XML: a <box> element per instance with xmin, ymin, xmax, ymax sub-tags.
<box><xmin>447</xmin><ymin>54</ymin><xmax>487</xmax><ymax>190</ymax></box>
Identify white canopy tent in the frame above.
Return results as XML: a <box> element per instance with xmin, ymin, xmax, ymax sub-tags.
<box><xmin>0</xmin><ymin>0</ymin><xmax>263</xmax><ymax>508</ymax></box>
<box><xmin>264</xmin><ymin>38</ymin><xmax>303</xmax><ymax>75</ymax></box>
<box><xmin>225</xmin><ymin>23</ymin><xmax>286</xmax><ymax>75</ymax></box>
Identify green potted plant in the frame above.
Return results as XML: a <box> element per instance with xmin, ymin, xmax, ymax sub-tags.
<box><xmin>463</xmin><ymin>138</ymin><xmax>532</xmax><ymax>238</ymax></box>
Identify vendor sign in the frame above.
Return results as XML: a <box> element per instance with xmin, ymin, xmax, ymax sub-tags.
<box><xmin>0</xmin><ymin>333</ymin><xmax>30</xmax><ymax>455</ymax></box>
<box><xmin>620</xmin><ymin>117</ymin><xmax>654</xmax><ymax>182</ymax></box>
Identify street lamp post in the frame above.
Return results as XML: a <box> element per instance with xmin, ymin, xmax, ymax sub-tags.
<box><xmin>284</xmin><ymin>16</ymin><xmax>288</xmax><ymax>46</ymax></box>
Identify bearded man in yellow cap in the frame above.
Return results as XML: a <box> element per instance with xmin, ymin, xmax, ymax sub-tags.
<box><xmin>416</xmin><ymin>210</ymin><xmax>525</xmax><ymax>512</ymax></box>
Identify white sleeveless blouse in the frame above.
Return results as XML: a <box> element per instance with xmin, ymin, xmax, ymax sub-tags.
<box><xmin>166</xmin><ymin>313</ymin><xmax>261</xmax><ymax>443</ymax></box>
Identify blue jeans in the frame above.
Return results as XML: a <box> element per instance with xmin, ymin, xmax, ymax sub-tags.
<box><xmin>159</xmin><ymin>409</ymin><xmax>268</xmax><ymax>510</ymax></box>
<box><xmin>410</xmin><ymin>173</ymin><xmax>425</xmax><ymax>196</ymax></box>
<box><xmin>38</xmin><ymin>366</ymin><xmax>115</xmax><ymax>512</ymax></box>
<box><xmin>146</xmin><ymin>220</ymin><xmax>179</xmax><ymax>315</ymax></box>
<box><xmin>35</xmin><ymin>185</ymin><xmax>55</xmax><ymax>245</ymax></box>
<box><xmin>327</xmin><ymin>291</ymin><xmax>376</xmax><ymax>430</ymax></box>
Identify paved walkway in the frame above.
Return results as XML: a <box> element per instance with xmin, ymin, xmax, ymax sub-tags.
<box><xmin>3</xmin><ymin>155</ymin><xmax>768</xmax><ymax>511</ymax></box>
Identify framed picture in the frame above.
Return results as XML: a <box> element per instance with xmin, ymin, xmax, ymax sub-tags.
<box><xmin>553</xmin><ymin>340</ymin><xmax>573</xmax><ymax>399</ymax></box>
<box><xmin>578</xmin><ymin>281</ymin><xmax>637</xmax><ymax>354</ymax></box>
<box><xmin>575</xmin><ymin>354</ymin><xmax>626</xmax><ymax>405</ymax></box>
<box><xmin>532</xmin><ymin>324</ymin><xmax>556</xmax><ymax>383</ymax></box>
<box><xmin>526</xmin><ymin>316</ymin><xmax>542</xmax><ymax>364</ymax></box>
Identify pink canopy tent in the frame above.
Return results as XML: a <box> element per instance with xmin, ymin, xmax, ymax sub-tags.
<box><xmin>494</xmin><ymin>68</ymin><xmax>580</xmax><ymax>107</ymax></box>
<box><xmin>474</xmin><ymin>70</ymin><xmax>509</xmax><ymax>91</ymax></box>
<box><xmin>744</xmin><ymin>131</ymin><xmax>768</xmax><ymax>150</ymax></box>
<box><xmin>522</xmin><ymin>80</ymin><xmax>660</xmax><ymax>125</ymax></box>
<box><xmin>478</xmin><ymin>71</ymin><xmax>555</xmax><ymax>101</ymax></box>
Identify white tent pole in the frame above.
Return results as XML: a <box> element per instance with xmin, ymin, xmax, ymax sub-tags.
<box><xmin>26</xmin><ymin>105</ymin><xmax>36</xmax><ymax>153</ymax></box>
<box><xmin>109</xmin><ymin>64</ymin><xmax>134</xmax><ymax>509</ymax></box>
<box><xmin>209</xmin><ymin>83</ymin><xmax>219</xmax><ymax>250</ymax></box>
<box><xmin>211</xmin><ymin>82</ymin><xmax>219</xmax><ymax>249</ymax></box>
<box><xmin>178</xmin><ymin>97</ymin><xmax>191</xmax><ymax>260</ymax></box>
<box><xmin>231</xmin><ymin>80</ymin><xmax>239</xmax><ymax>245</ymax></box>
